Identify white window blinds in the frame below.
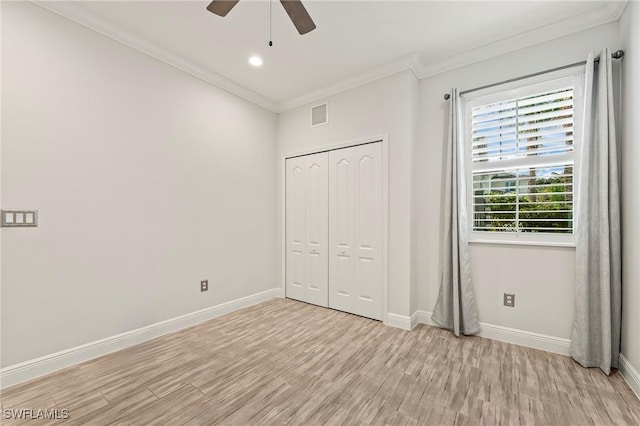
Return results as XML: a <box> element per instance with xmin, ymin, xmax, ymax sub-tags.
<box><xmin>464</xmin><ymin>71</ymin><xmax>583</xmax><ymax>240</ymax></box>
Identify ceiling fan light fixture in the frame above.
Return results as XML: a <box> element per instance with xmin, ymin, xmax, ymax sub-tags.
<box><xmin>207</xmin><ymin>0</ymin><xmax>316</xmax><ymax>35</ymax></box>
<box><xmin>249</xmin><ymin>56</ymin><xmax>263</xmax><ymax>67</ymax></box>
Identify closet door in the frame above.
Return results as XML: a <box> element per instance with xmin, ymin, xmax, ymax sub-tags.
<box><xmin>329</xmin><ymin>143</ymin><xmax>383</xmax><ymax>320</ymax></box>
<box><xmin>328</xmin><ymin>147</ymin><xmax>356</xmax><ymax>314</ymax></box>
<box><xmin>304</xmin><ymin>153</ymin><xmax>329</xmax><ymax>306</ymax></box>
<box><xmin>285</xmin><ymin>153</ymin><xmax>328</xmax><ymax>307</ymax></box>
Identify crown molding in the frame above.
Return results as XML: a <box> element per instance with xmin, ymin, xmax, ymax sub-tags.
<box><xmin>612</xmin><ymin>0</ymin><xmax>631</xmax><ymax>20</ymax></box>
<box><xmin>32</xmin><ymin>1</ymin><xmax>279</xmax><ymax>113</ymax></box>
<box><xmin>30</xmin><ymin>0</ymin><xmax>626</xmax><ymax>114</ymax></box>
<box><xmin>277</xmin><ymin>1</ymin><xmax>625</xmax><ymax>111</ymax></box>
<box><xmin>277</xmin><ymin>2</ymin><xmax>626</xmax><ymax>111</ymax></box>
<box><xmin>415</xmin><ymin>1</ymin><xmax>627</xmax><ymax>80</ymax></box>
<box><xmin>276</xmin><ymin>53</ymin><xmax>421</xmax><ymax>112</ymax></box>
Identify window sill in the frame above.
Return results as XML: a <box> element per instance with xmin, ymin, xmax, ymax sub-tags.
<box><xmin>468</xmin><ymin>239</ymin><xmax>576</xmax><ymax>248</ymax></box>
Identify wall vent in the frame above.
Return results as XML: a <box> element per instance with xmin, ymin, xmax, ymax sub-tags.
<box><xmin>311</xmin><ymin>103</ymin><xmax>328</xmax><ymax>127</ymax></box>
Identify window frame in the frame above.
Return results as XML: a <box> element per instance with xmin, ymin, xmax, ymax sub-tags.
<box><xmin>461</xmin><ymin>66</ymin><xmax>585</xmax><ymax>246</ymax></box>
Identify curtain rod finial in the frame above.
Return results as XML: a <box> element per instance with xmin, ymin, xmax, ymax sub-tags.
<box><xmin>444</xmin><ymin>93</ymin><xmax>450</xmax><ymax>100</ymax></box>
<box><xmin>612</xmin><ymin>50</ymin><xmax>625</xmax><ymax>59</ymax></box>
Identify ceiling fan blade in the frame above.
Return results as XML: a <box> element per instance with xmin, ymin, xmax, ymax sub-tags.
<box><xmin>279</xmin><ymin>0</ymin><xmax>316</xmax><ymax>35</ymax></box>
<box><xmin>206</xmin><ymin>0</ymin><xmax>239</xmax><ymax>17</ymax></box>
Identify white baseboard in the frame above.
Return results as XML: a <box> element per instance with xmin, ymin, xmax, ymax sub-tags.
<box><xmin>385</xmin><ymin>313</ymin><xmax>413</xmax><ymax>331</ymax></box>
<box><xmin>415</xmin><ymin>310</ymin><xmax>571</xmax><ymax>355</ymax></box>
<box><xmin>410</xmin><ymin>311</ymin><xmax>419</xmax><ymax>330</ymax></box>
<box><xmin>0</xmin><ymin>288</ymin><xmax>281</xmax><ymax>389</ymax></box>
<box><xmin>417</xmin><ymin>310</ymin><xmax>438</xmax><ymax>327</ymax></box>
<box><xmin>475</xmin><ymin>321</ymin><xmax>571</xmax><ymax>355</ymax></box>
<box><xmin>619</xmin><ymin>353</ymin><xmax>640</xmax><ymax>401</ymax></box>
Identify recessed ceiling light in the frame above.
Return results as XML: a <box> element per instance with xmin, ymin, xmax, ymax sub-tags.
<box><xmin>249</xmin><ymin>56</ymin><xmax>263</xmax><ymax>67</ymax></box>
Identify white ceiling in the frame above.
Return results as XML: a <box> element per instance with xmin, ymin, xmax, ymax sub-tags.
<box><xmin>40</xmin><ymin>1</ymin><xmax>625</xmax><ymax>111</ymax></box>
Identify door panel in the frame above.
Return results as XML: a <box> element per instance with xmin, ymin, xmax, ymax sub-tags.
<box><xmin>354</xmin><ymin>144</ymin><xmax>383</xmax><ymax>319</ymax></box>
<box><xmin>286</xmin><ymin>157</ymin><xmax>306</xmax><ymax>303</ymax></box>
<box><xmin>285</xmin><ymin>153</ymin><xmax>328</xmax><ymax>307</ymax></box>
<box><xmin>329</xmin><ymin>148</ymin><xmax>355</xmax><ymax>313</ymax></box>
<box><xmin>329</xmin><ymin>143</ymin><xmax>382</xmax><ymax>320</ymax></box>
<box><xmin>304</xmin><ymin>153</ymin><xmax>328</xmax><ymax>306</ymax></box>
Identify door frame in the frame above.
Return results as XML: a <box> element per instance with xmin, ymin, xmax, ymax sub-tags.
<box><xmin>281</xmin><ymin>134</ymin><xmax>389</xmax><ymax>324</ymax></box>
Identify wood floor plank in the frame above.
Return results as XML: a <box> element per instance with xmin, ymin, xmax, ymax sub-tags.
<box><xmin>2</xmin><ymin>298</ymin><xmax>639</xmax><ymax>425</ymax></box>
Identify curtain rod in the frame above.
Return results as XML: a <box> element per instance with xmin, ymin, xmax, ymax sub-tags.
<box><xmin>443</xmin><ymin>50</ymin><xmax>624</xmax><ymax>100</ymax></box>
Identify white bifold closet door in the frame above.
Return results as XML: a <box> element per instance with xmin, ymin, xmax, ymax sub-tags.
<box><xmin>285</xmin><ymin>152</ymin><xmax>329</xmax><ymax>307</ymax></box>
<box><xmin>328</xmin><ymin>143</ymin><xmax>383</xmax><ymax>320</ymax></box>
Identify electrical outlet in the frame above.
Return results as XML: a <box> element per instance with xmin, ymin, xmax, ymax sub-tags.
<box><xmin>504</xmin><ymin>293</ymin><xmax>515</xmax><ymax>307</ymax></box>
<box><xmin>200</xmin><ymin>280</ymin><xmax>208</xmax><ymax>292</ymax></box>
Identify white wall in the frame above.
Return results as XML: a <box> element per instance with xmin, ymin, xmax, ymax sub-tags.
<box><xmin>2</xmin><ymin>0</ymin><xmax>633</xmax><ymax>374</ymax></box>
<box><xmin>1</xmin><ymin>2</ymin><xmax>277</xmax><ymax>367</ymax></box>
<box><xmin>415</xmin><ymin>22</ymin><xmax>620</xmax><ymax>339</ymax></box>
<box><xmin>619</xmin><ymin>0</ymin><xmax>640</xmax><ymax>375</ymax></box>
<box><xmin>409</xmin><ymin>75</ymin><xmax>420</xmax><ymax>316</ymax></box>
<box><xmin>277</xmin><ymin>70</ymin><xmax>417</xmax><ymax>317</ymax></box>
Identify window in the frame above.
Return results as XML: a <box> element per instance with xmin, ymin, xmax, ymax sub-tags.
<box><xmin>463</xmin><ymin>68</ymin><xmax>584</xmax><ymax>244</ymax></box>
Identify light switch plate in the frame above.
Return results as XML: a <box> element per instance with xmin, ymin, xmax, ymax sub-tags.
<box><xmin>1</xmin><ymin>210</ymin><xmax>38</xmax><ymax>227</ymax></box>
<box><xmin>200</xmin><ymin>280</ymin><xmax>208</xmax><ymax>292</ymax></box>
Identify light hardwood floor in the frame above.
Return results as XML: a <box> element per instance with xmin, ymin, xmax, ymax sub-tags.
<box><xmin>2</xmin><ymin>298</ymin><xmax>639</xmax><ymax>425</ymax></box>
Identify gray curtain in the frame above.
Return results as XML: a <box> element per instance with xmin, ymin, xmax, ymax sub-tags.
<box><xmin>432</xmin><ymin>88</ymin><xmax>480</xmax><ymax>337</ymax></box>
<box><xmin>570</xmin><ymin>49</ymin><xmax>621</xmax><ymax>375</ymax></box>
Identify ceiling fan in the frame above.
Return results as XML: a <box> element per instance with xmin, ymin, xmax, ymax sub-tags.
<box><xmin>206</xmin><ymin>0</ymin><xmax>316</xmax><ymax>35</ymax></box>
